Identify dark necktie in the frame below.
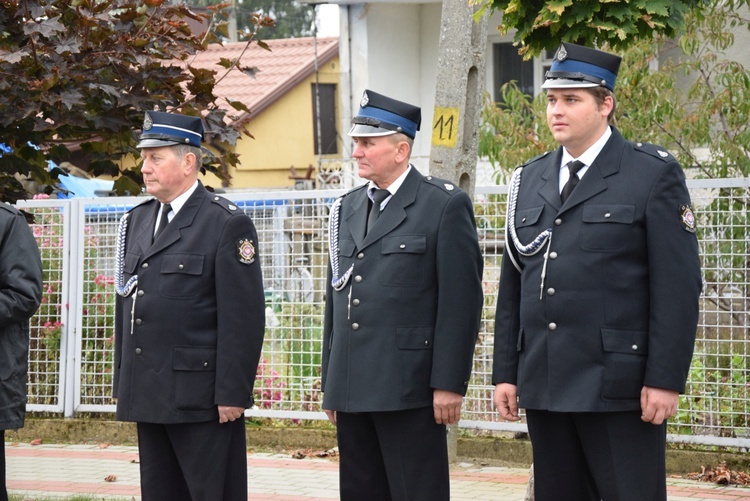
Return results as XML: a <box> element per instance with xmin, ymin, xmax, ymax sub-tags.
<box><xmin>366</xmin><ymin>189</ymin><xmax>390</xmax><ymax>234</ymax></box>
<box><xmin>153</xmin><ymin>203</ymin><xmax>172</xmax><ymax>242</ymax></box>
<box><xmin>561</xmin><ymin>160</ymin><xmax>585</xmax><ymax>203</ymax></box>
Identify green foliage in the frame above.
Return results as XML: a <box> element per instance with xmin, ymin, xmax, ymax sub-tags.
<box><xmin>0</xmin><ymin>0</ymin><xmax>274</xmax><ymax>202</ymax></box>
<box><xmin>479</xmin><ymin>0</ymin><xmax>705</xmax><ymax>58</ymax></box>
<box><xmin>479</xmin><ymin>1</ymin><xmax>750</xmax><ymax>180</ymax></box>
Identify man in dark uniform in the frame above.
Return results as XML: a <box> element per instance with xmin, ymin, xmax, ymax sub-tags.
<box><xmin>322</xmin><ymin>90</ymin><xmax>484</xmax><ymax>501</ymax></box>
<box><xmin>113</xmin><ymin>111</ymin><xmax>265</xmax><ymax>501</ymax></box>
<box><xmin>0</xmin><ymin>204</ymin><xmax>42</xmax><ymax>501</ymax></box>
<box><xmin>492</xmin><ymin>43</ymin><xmax>702</xmax><ymax>501</ymax></box>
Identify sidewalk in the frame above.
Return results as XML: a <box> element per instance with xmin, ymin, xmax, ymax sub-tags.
<box><xmin>5</xmin><ymin>443</ymin><xmax>750</xmax><ymax>500</ymax></box>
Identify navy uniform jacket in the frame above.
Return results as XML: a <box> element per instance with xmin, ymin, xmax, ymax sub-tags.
<box><xmin>322</xmin><ymin>167</ymin><xmax>484</xmax><ymax>412</ymax></box>
<box><xmin>113</xmin><ymin>183</ymin><xmax>265</xmax><ymax>423</ymax></box>
<box><xmin>492</xmin><ymin>128</ymin><xmax>702</xmax><ymax>413</ymax></box>
<box><xmin>0</xmin><ymin>204</ymin><xmax>42</xmax><ymax>430</ymax></box>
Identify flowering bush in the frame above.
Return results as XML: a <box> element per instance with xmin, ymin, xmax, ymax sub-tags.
<box><xmin>254</xmin><ymin>359</ymin><xmax>286</xmax><ymax>409</ymax></box>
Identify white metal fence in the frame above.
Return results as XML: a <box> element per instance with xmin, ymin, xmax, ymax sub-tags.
<box><xmin>15</xmin><ymin>177</ymin><xmax>750</xmax><ymax>448</ymax></box>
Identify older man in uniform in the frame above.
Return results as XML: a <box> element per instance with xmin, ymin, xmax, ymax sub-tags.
<box><xmin>492</xmin><ymin>43</ymin><xmax>702</xmax><ymax>500</ymax></box>
<box><xmin>113</xmin><ymin>111</ymin><xmax>265</xmax><ymax>501</ymax></box>
<box><xmin>322</xmin><ymin>90</ymin><xmax>484</xmax><ymax>501</ymax></box>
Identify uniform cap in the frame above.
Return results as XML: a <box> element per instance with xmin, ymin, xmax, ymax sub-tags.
<box><xmin>136</xmin><ymin>111</ymin><xmax>204</xmax><ymax>149</ymax></box>
<box><xmin>542</xmin><ymin>43</ymin><xmax>622</xmax><ymax>92</ymax></box>
<box><xmin>348</xmin><ymin>90</ymin><xmax>421</xmax><ymax>139</ymax></box>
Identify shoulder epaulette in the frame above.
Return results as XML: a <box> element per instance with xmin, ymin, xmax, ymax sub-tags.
<box><xmin>423</xmin><ymin>175</ymin><xmax>462</xmax><ymax>195</ymax></box>
<box><xmin>634</xmin><ymin>142</ymin><xmax>674</xmax><ymax>162</ymax></box>
<box><xmin>0</xmin><ymin>202</ymin><xmax>20</xmax><ymax>216</ymax></box>
<box><xmin>126</xmin><ymin>197</ymin><xmax>156</xmax><ymax>214</ymax></box>
<box><xmin>209</xmin><ymin>194</ymin><xmax>242</xmax><ymax>214</ymax></box>
<box><xmin>521</xmin><ymin>150</ymin><xmax>552</xmax><ymax>168</ymax></box>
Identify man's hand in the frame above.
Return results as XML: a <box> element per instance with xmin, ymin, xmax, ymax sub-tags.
<box><xmin>494</xmin><ymin>383</ymin><xmax>520</xmax><ymax>421</ymax></box>
<box><xmin>218</xmin><ymin>405</ymin><xmax>245</xmax><ymax>424</ymax></box>
<box><xmin>640</xmin><ymin>386</ymin><xmax>679</xmax><ymax>425</ymax></box>
<box><xmin>324</xmin><ymin>409</ymin><xmax>337</xmax><ymax>425</ymax></box>
<box><xmin>433</xmin><ymin>389</ymin><xmax>464</xmax><ymax>425</ymax></box>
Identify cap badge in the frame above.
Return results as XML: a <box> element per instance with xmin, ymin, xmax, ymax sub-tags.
<box><xmin>680</xmin><ymin>205</ymin><xmax>696</xmax><ymax>233</ymax></box>
<box><xmin>360</xmin><ymin>91</ymin><xmax>370</xmax><ymax>108</ymax></box>
<box><xmin>556</xmin><ymin>45</ymin><xmax>568</xmax><ymax>61</ymax></box>
<box><xmin>143</xmin><ymin>113</ymin><xmax>153</xmax><ymax>131</ymax></box>
<box><xmin>658</xmin><ymin>150</ymin><xmax>669</xmax><ymax>158</ymax></box>
<box><xmin>228</xmin><ymin>204</ymin><xmax>237</xmax><ymax>211</ymax></box>
<box><xmin>444</xmin><ymin>183</ymin><xmax>454</xmax><ymax>191</ymax></box>
<box><xmin>237</xmin><ymin>239</ymin><xmax>256</xmax><ymax>264</ymax></box>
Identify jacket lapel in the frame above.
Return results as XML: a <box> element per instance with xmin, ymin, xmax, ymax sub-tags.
<box><xmin>558</xmin><ymin>128</ymin><xmax>625</xmax><ymax>213</ymax></box>
<box><xmin>538</xmin><ymin>149</ymin><xmax>564</xmax><ymax>210</ymax></box>
<box><xmin>360</xmin><ymin>167</ymin><xmax>420</xmax><ymax>248</ymax></box>
<box><xmin>143</xmin><ymin>184</ymin><xmax>206</xmax><ymax>259</ymax></box>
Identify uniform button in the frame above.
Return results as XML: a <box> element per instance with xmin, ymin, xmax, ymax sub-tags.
<box><xmin>141</xmin><ymin>263</ymin><xmax>149</xmax><ymax>269</ymax></box>
<box><xmin>632</xmin><ymin>344</ymin><xmax>638</xmax><ymax>351</ymax></box>
<box><xmin>352</xmin><ymin>298</ymin><xmax>360</xmax><ymax>306</ymax></box>
<box><xmin>424</xmin><ymin>340</ymin><xmax>430</xmax><ymax>346</ymax></box>
<box><xmin>135</xmin><ymin>319</ymin><xmax>142</xmax><ymax>326</ymax></box>
<box><xmin>548</xmin><ymin>322</ymin><xmax>557</xmax><ymax>331</ymax></box>
<box><xmin>203</xmin><ymin>361</ymin><xmax>209</xmax><ymax>367</ymax></box>
<box><xmin>605</xmin><ymin>212</ymin><xmax>611</xmax><ymax>218</ymax></box>
<box><xmin>547</xmin><ymin>288</ymin><xmax>556</xmax><ymax>296</ymax></box>
<box><xmin>357</xmin><ymin>252</ymin><xmax>364</xmax><ymax>259</ymax></box>
<box><xmin>399</xmin><ymin>244</ymin><xmax>406</xmax><ymax>249</ymax></box>
<box><xmin>554</xmin><ymin>218</ymin><xmax>562</xmax><ymax>226</ymax></box>
<box><xmin>549</xmin><ymin>252</ymin><xmax>558</xmax><ymax>259</ymax></box>
<box><xmin>521</xmin><ymin>217</ymin><xmax>527</xmax><ymax>223</ymax></box>
<box><xmin>354</xmin><ymin>275</ymin><xmax>362</xmax><ymax>282</ymax></box>
<box><xmin>352</xmin><ymin>323</ymin><xmax>360</xmax><ymax>330</ymax></box>
<box><xmin>463</xmin><ymin>381</ymin><xmax>469</xmax><ymax>386</ymax></box>
<box><xmin>137</xmin><ymin>290</ymin><xmax>144</xmax><ymax>297</ymax></box>
<box><xmin>178</xmin><ymin>264</ymin><xmax>184</xmax><ymax>269</ymax></box>
<box><xmin>637</xmin><ymin>142</ymin><xmax>643</xmax><ymax>147</ymax></box>
<box><xmin>135</xmin><ymin>348</ymin><xmax>142</xmax><ymax>355</ymax></box>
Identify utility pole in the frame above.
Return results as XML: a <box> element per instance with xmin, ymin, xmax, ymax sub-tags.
<box><xmin>428</xmin><ymin>0</ymin><xmax>488</xmax><ymax>197</ymax></box>
<box><xmin>428</xmin><ymin>0</ymin><xmax>489</xmax><ymax>464</ymax></box>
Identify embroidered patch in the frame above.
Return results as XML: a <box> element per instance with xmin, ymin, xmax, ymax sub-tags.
<box><xmin>680</xmin><ymin>205</ymin><xmax>696</xmax><ymax>233</ymax></box>
<box><xmin>237</xmin><ymin>239</ymin><xmax>256</xmax><ymax>264</ymax></box>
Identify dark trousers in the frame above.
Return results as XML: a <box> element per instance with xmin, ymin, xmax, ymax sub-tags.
<box><xmin>336</xmin><ymin>406</ymin><xmax>449</xmax><ymax>501</ymax></box>
<box><xmin>137</xmin><ymin>419</ymin><xmax>247</xmax><ymax>501</ymax></box>
<box><xmin>526</xmin><ymin>409</ymin><xmax>667</xmax><ymax>501</ymax></box>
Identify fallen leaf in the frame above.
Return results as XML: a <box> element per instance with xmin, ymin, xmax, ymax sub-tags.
<box><xmin>30</xmin><ymin>438</ymin><xmax>43</xmax><ymax>446</ymax></box>
<box><xmin>104</xmin><ymin>475</ymin><xmax>117</xmax><ymax>482</ymax></box>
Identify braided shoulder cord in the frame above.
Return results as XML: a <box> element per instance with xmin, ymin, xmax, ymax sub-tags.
<box><xmin>115</xmin><ymin>213</ymin><xmax>138</xmax><ymax>297</ymax></box>
<box><xmin>507</xmin><ymin>167</ymin><xmax>552</xmax><ymax>256</ymax></box>
<box><xmin>506</xmin><ymin>166</ymin><xmax>555</xmax><ymax>300</ymax></box>
<box><xmin>328</xmin><ymin>197</ymin><xmax>353</xmax><ymax>291</ymax></box>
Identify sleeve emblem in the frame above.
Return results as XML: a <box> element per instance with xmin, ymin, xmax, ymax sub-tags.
<box><xmin>680</xmin><ymin>205</ymin><xmax>696</xmax><ymax>233</ymax></box>
<box><xmin>238</xmin><ymin>239</ymin><xmax>256</xmax><ymax>264</ymax></box>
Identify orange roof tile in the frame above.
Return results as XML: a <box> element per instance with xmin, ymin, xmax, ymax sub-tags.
<box><xmin>188</xmin><ymin>37</ymin><xmax>339</xmax><ymax>120</ymax></box>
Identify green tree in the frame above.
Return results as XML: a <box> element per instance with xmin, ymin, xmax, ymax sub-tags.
<box><xmin>0</xmin><ymin>0</ymin><xmax>273</xmax><ymax>202</ymax></box>
<box><xmin>480</xmin><ymin>0</ymin><xmax>705</xmax><ymax>57</ymax></box>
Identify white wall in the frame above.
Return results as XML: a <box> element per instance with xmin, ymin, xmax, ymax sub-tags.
<box><xmin>342</xmin><ymin>2</ymin><xmax>442</xmax><ymax>172</ymax></box>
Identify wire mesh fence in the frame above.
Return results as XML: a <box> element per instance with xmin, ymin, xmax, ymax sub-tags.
<box><xmin>15</xmin><ymin>177</ymin><xmax>750</xmax><ymax>447</ymax></box>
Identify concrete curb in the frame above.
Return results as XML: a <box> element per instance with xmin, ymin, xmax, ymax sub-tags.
<box><xmin>6</xmin><ymin>418</ymin><xmax>749</xmax><ymax>475</ymax></box>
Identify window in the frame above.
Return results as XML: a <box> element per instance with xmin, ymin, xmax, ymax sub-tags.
<box><xmin>311</xmin><ymin>83</ymin><xmax>338</xmax><ymax>155</ymax></box>
<box><xmin>492</xmin><ymin>43</ymin><xmax>534</xmax><ymax>101</ymax></box>
<box><xmin>491</xmin><ymin>43</ymin><xmax>556</xmax><ymax>102</ymax></box>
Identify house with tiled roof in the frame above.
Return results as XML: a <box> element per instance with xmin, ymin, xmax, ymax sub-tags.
<box><xmin>195</xmin><ymin>36</ymin><xmax>340</xmax><ymax>189</ymax></box>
